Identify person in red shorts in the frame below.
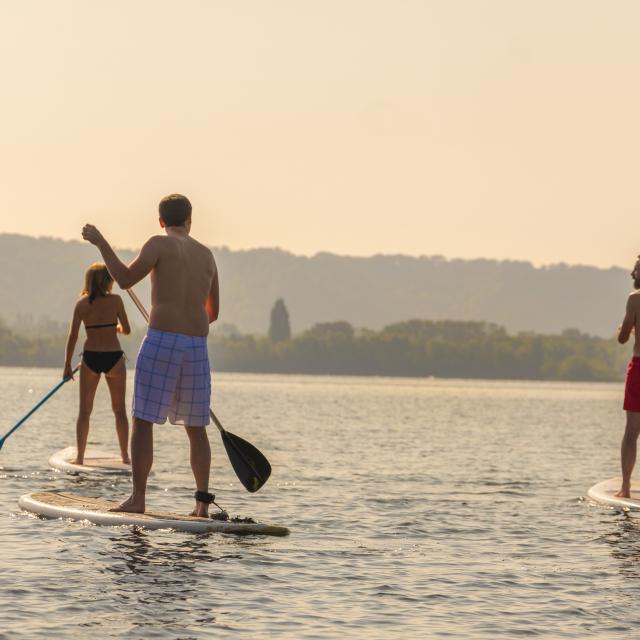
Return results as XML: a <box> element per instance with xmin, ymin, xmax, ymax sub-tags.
<box><xmin>616</xmin><ymin>256</ymin><xmax>640</xmax><ymax>497</ymax></box>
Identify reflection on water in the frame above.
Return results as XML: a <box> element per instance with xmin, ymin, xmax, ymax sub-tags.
<box><xmin>3</xmin><ymin>369</ymin><xmax>640</xmax><ymax>638</ymax></box>
<box><xmin>107</xmin><ymin>528</ymin><xmax>215</xmax><ymax>574</ymax></box>
<box><xmin>601</xmin><ymin>513</ymin><xmax>640</xmax><ymax>580</ymax></box>
<box><xmin>104</xmin><ymin>530</ymin><xmax>216</xmax><ymax>628</ymax></box>
<box><xmin>94</xmin><ymin>528</ymin><xmax>255</xmax><ymax>633</ymax></box>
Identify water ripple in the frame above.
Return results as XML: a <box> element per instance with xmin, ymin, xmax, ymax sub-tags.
<box><xmin>0</xmin><ymin>369</ymin><xmax>634</xmax><ymax>638</ymax></box>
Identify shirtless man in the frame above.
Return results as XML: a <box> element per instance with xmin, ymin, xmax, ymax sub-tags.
<box><xmin>82</xmin><ymin>194</ymin><xmax>219</xmax><ymax>516</ymax></box>
<box><xmin>616</xmin><ymin>256</ymin><xmax>640</xmax><ymax>498</ymax></box>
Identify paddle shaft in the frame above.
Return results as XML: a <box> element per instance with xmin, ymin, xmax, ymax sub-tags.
<box><xmin>0</xmin><ymin>366</ymin><xmax>80</xmax><ymax>448</ymax></box>
<box><xmin>126</xmin><ymin>288</ymin><xmax>225</xmax><ymax>435</ymax></box>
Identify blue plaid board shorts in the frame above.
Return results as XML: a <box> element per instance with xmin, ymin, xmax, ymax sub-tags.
<box><xmin>132</xmin><ymin>328</ymin><xmax>211</xmax><ymax>427</ymax></box>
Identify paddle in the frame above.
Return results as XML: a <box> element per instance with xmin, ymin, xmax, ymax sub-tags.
<box><xmin>0</xmin><ymin>366</ymin><xmax>80</xmax><ymax>451</ymax></box>
<box><xmin>125</xmin><ymin>288</ymin><xmax>272</xmax><ymax>492</ymax></box>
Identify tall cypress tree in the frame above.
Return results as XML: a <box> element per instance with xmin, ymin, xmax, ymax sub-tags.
<box><xmin>269</xmin><ymin>298</ymin><xmax>291</xmax><ymax>342</ymax></box>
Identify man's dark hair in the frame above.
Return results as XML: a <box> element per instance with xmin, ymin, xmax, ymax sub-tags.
<box><xmin>159</xmin><ymin>194</ymin><xmax>192</xmax><ymax>227</ymax></box>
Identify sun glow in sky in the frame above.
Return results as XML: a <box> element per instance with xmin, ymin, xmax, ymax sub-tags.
<box><xmin>1</xmin><ymin>1</ymin><xmax>639</xmax><ymax>267</ymax></box>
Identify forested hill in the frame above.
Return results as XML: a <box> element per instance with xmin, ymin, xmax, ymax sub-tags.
<box><xmin>0</xmin><ymin>233</ymin><xmax>630</xmax><ymax>337</ymax></box>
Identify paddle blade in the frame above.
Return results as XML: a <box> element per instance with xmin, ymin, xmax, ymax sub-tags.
<box><xmin>221</xmin><ymin>431</ymin><xmax>272</xmax><ymax>493</ymax></box>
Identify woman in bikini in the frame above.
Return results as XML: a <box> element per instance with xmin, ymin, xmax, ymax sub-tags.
<box><xmin>63</xmin><ymin>263</ymin><xmax>131</xmax><ymax>465</ymax></box>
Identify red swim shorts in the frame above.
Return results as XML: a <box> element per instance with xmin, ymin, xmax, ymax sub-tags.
<box><xmin>624</xmin><ymin>357</ymin><xmax>640</xmax><ymax>412</ymax></box>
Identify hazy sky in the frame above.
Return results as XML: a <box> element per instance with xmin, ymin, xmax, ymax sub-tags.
<box><xmin>1</xmin><ymin>1</ymin><xmax>639</xmax><ymax>267</ymax></box>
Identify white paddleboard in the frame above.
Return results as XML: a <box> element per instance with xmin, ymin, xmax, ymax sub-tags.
<box><xmin>19</xmin><ymin>492</ymin><xmax>290</xmax><ymax>536</ymax></box>
<box><xmin>587</xmin><ymin>477</ymin><xmax>640</xmax><ymax>510</ymax></box>
<box><xmin>49</xmin><ymin>446</ymin><xmax>130</xmax><ymax>476</ymax></box>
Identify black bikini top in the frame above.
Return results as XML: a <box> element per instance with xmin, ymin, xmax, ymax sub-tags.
<box><xmin>85</xmin><ymin>321</ymin><xmax>118</xmax><ymax>330</ymax></box>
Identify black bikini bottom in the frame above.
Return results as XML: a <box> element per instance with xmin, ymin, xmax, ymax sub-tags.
<box><xmin>82</xmin><ymin>350</ymin><xmax>124</xmax><ymax>374</ymax></box>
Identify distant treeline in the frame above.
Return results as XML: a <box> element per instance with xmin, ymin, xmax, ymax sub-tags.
<box><xmin>0</xmin><ymin>319</ymin><xmax>143</xmax><ymax>368</ymax></box>
<box><xmin>0</xmin><ymin>320</ymin><xmax>629</xmax><ymax>381</ymax></box>
<box><xmin>1</xmin><ymin>318</ymin><xmax>627</xmax><ymax>382</ymax></box>
<box><xmin>210</xmin><ymin>320</ymin><xmax>628</xmax><ymax>381</ymax></box>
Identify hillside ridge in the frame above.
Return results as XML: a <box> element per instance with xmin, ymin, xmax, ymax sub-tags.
<box><xmin>0</xmin><ymin>233</ymin><xmax>629</xmax><ymax>337</ymax></box>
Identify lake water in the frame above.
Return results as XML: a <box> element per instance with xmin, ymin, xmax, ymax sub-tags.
<box><xmin>0</xmin><ymin>367</ymin><xmax>637</xmax><ymax>638</ymax></box>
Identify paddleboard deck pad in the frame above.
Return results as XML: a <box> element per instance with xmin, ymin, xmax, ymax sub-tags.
<box><xmin>587</xmin><ymin>477</ymin><xmax>640</xmax><ymax>510</ymax></box>
<box><xmin>49</xmin><ymin>446</ymin><xmax>130</xmax><ymax>476</ymax></box>
<box><xmin>18</xmin><ymin>492</ymin><xmax>290</xmax><ymax>536</ymax></box>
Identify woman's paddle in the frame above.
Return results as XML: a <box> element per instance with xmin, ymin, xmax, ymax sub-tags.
<box><xmin>126</xmin><ymin>288</ymin><xmax>271</xmax><ymax>492</ymax></box>
<box><xmin>0</xmin><ymin>366</ymin><xmax>80</xmax><ymax>451</ymax></box>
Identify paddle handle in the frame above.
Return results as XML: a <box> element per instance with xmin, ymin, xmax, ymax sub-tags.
<box><xmin>0</xmin><ymin>366</ymin><xmax>80</xmax><ymax>447</ymax></box>
<box><xmin>127</xmin><ymin>288</ymin><xmax>150</xmax><ymax>323</ymax></box>
<box><xmin>126</xmin><ymin>288</ymin><xmax>225</xmax><ymax>435</ymax></box>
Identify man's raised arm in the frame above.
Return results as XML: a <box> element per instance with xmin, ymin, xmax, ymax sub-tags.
<box><xmin>82</xmin><ymin>224</ymin><xmax>158</xmax><ymax>290</ymax></box>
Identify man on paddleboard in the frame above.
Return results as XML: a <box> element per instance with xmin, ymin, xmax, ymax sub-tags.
<box><xmin>616</xmin><ymin>256</ymin><xmax>640</xmax><ymax>498</ymax></box>
<box><xmin>82</xmin><ymin>194</ymin><xmax>220</xmax><ymax>516</ymax></box>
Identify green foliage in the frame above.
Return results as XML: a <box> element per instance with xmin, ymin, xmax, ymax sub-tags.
<box><xmin>268</xmin><ymin>299</ymin><xmax>291</xmax><ymax>342</ymax></box>
<box><xmin>0</xmin><ymin>321</ymin><xmax>146</xmax><ymax>369</ymax></box>
<box><xmin>0</xmin><ymin>317</ymin><xmax>629</xmax><ymax>382</ymax></box>
<box><xmin>0</xmin><ymin>317</ymin><xmax>66</xmax><ymax>367</ymax></box>
<box><xmin>209</xmin><ymin>319</ymin><xmax>629</xmax><ymax>381</ymax></box>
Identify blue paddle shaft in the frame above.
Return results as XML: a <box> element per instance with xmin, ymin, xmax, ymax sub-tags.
<box><xmin>0</xmin><ymin>366</ymin><xmax>79</xmax><ymax>448</ymax></box>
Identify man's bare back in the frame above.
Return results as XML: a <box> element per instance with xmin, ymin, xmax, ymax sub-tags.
<box><xmin>147</xmin><ymin>233</ymin><xmax>215</xmax><ymax>336</ymax></box>
<box><xmin>81</xmin><ymin>226</ymin><xmax>219</xmax><ymax>337</ymax></box>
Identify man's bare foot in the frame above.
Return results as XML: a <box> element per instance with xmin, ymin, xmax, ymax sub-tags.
<box><xmin>71</xmin><ymin>458</ymin><xmax>84</xmax><ymax>465</ymax></box>
<box><xmin>110</xmin><ymin>495</ymin><xmax>145</xmax><ymax>513</ymax></box>
<box><xmin>615</xmin><ymin>487</ymin><xmax>631</xmax><ymax>498</ymax></box>
<box><xmin>190</xmin><ymin>502</ymin><xmax>209</xmax><ymax>518</ymax></box>
<box><xmin>121</xmin><ymin>455</ymin><xmax>131</xmax><ymax>465</ymax></box>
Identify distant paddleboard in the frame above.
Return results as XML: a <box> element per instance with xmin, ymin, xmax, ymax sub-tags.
<box><xmin>19</xmin><ymin>492</ymin><xmax>290</xmax><ymax>536</ymax></box>
<box><xmin>49</xmin><ymin>446</ymin><xmax>130</xmax><ymax>476</ymax></box>
<box><xmin>587</xmin><ymin>478</ymin><xmax>640</xmax><ymax>510</ymax></box>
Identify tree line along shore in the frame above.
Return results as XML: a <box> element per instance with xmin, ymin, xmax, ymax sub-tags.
<box><xmin>0</xmin><ymin>312</ymin><xmax>628</xmax><ymax>382</ymax></box>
